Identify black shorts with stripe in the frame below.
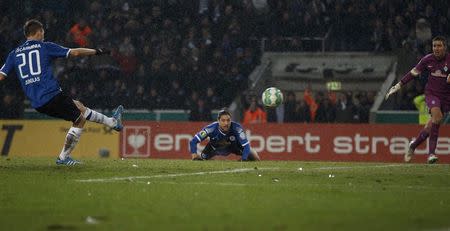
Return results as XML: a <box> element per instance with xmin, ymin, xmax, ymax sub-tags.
<box><xmin>35</xmin><ymin>92</ymin><xmax>81</xmax><ymax>123</ymax></box>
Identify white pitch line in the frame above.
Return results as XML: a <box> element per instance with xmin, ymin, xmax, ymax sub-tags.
<box><xmin>76</xmin><ymin>163</ymin><xmax>423</xmax><ymax>183</ymax></box>
<box><xmin>76</xmin><ymin>167</ymin><xmax>278</xmax><ymax>183</ymax></box>
<box><xmin>311</xmin><ymin>164</ymin><xmax>408</xmax><ymax>170</ymax></box>
<box><xmin>135</xmin><ymin>181</ymin><xmax>250</xmax><ymax>187</ymax></box>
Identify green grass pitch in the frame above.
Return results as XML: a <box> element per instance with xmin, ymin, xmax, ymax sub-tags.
<box><xmin>0</xmin><ymin>157</ymin><xmax>449</xmax><ymax>231</ymax></box>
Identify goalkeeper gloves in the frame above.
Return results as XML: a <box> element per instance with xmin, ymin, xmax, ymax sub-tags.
<box><xmin>385</xmin><ymin>82</ymin><xmax>401</xmax><ymax>100</ymax></box>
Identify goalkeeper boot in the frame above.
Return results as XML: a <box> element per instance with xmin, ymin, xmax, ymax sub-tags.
<box><xmin>56</xmin><ymin>156</ymin><xmax>81</xmax><ymax>166</ymax></box>
<box><xmin>427</xmin><ymin>154</ymin><xmax>438</xmax><ymax>164</ymax></box>
<box><xmin>404</xmin><ymin>140</ymin><xmax>415</xmax><ymax>162</ymax></box>
<box><xmin>112</xmin><ymin>105</ymin><xmax>124</xmax><ymax>131</ymax></box>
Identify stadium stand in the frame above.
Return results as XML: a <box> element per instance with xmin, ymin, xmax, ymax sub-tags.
<box><xmin>0</xmin><ymin>0</ymin><xmax>449</xmax><ymax>123</ymax></box>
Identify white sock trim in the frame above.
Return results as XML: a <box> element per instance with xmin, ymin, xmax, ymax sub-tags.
<box><xmin>84</xmin><ymin>108</ymin><xmax>116</xmax><ymax>127</ymax></box>
<box><xmin>83</xmin><ymin>108</ymin><xmax>92</xmax><ymax>119</ymax></box>
<box><xmin>70</xmin><ymin>127</ymin><xmax>83</xmax><ymax>137</ymax></box>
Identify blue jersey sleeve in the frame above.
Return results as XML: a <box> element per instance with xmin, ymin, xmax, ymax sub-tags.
<box><xmin>44</xmin><ymin>42</ymin><xmax>70</xmax><ymax>58</ymax></box>
<box><xmin>189</xmin><ymin>125</ymin><xmax>212</xmax><ymax>154</ymax></box>
<box><xmin>233</xmin><ymin>123</ymin><xmax>250</xmax><ymax>160</ymax></box>
<box><xmin>0</xmin><ymin>51</ymin><xmax>15</xmax><ymax>77</ymax></box>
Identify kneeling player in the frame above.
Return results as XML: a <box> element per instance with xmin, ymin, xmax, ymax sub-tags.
<box><xmin>189</xmin><ymin>109</ymin><xmax>260</xmax><ymax>161</ymax></box>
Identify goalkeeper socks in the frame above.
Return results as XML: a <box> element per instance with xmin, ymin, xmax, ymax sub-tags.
<box><xmin>84</xmin><ymin>108</ymin><xmax>116</xmax><ymax>128</ymax></box>
<box><xmin>428</xmin><ymin>123</ymin><xmax>440</xmax><ymax>155</ymax></box>
<box><xmin>410</xmin><ymin>129</ymin><xmax>429</xmax><ymax>150</ymax></box>
<box><xmin>59</xmin><ymin>127</ymin><xmax>83</xmax><ymax>160</ymax></box>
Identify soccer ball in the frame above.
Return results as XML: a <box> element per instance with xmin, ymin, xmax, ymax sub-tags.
<box><xmin>262</xmin><ymin>87</ymin><xmax>283</xmax><ymax>107</ymax></box>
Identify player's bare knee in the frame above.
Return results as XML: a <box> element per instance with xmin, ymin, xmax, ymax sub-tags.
<box><xmin>432</xmin><ymin>117</ymin><xmax>443</xmax><ymax>124</ymax></box>
<box><xmin>424</xmin><ymin>120</ymin><xmax>432</xmax><ymax>129</ymax></box>
<box><xmin>431</xmin><ymin>113</ymin><xmax>443</xmax><ymax>124</ymax></box>
<box><xmin>73</xmin><ymin>114</ymin><xmax>86</xmax><ymax>128</ymax></box>
<box><xmin>73</xmin><ymin>100</ymin><xmax>86</xmax><ymax>113</ymax></box>
<box><xmin>430</xmin><ymin>108</ymin><xmax>443</xmax><ymax>121</ymax></box>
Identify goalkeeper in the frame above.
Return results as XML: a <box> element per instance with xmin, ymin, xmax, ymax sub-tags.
<box><xmin>385</xmin><ymin>36</ymin><xmax>450</xmax><ymax>164</ymax></box>
<box><xmin>189</xmin><ymin>109</ymin><xmax>260</xmax><ymax>161</ymax></box>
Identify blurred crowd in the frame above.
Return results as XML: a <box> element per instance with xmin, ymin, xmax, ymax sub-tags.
<box><xmin>241</xmin><ymin>89</ymin><xmax>375</xmax><ymax>124</ymax></box>
<box><xmin>0</xmin><ymin>0</ymin><xmax>260</xmax><ymax>118</ymax></box>
<box><xmin>0</xmin><ymin>0</ymin><xmax>449</xmax><ymax>121</ymax></box>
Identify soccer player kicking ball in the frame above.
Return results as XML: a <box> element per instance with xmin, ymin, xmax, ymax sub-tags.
<box><xmin>385</xmin><ymin>36</ymin><xmax>450</xmax><ymax>164</ymax></box>
<box><xmin>189</xmin><ymin>109</ymin><xmax>260</xmax><ymax>161</ymax></box>
<box><xmin>0</xmin><ymin>19</ymin><xmax>123</xmax><ymax>166</ymax></box>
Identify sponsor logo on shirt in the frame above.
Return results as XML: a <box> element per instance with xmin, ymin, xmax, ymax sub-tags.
<box><xmin>430</xmin><ymin>70</ymin><xmax>447</xmax><ymax>78</ymax></box>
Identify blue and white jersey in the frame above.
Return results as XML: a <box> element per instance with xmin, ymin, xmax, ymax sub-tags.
<box><xmin>0</xmin><ymin>40</ymin><xmax>70</xmax><ymax>108</ymax></box>
<box><xmin>190</xmin><ymin>121</ymin><xmax>251</xmax><ymax>160</ymax></box>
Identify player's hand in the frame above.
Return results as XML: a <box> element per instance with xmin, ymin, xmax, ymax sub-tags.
<box><xmin>385</xmin><ymin>82</ymin><xmax>401</xmax><ymax>100</ymax></box>
<box><xmin>95</xmin><ymin>48</ymin><xmax>111</xmax><ymax>55</ymax></box>
<box><xmin>447</xmin><ymin>74</ymin><xmax>450</xmax><ymax>84</ymax></box>
<box><xmin>191</xmin><ymin>154</ymin><xmax>203</xmax><ymax>161</ymax></box>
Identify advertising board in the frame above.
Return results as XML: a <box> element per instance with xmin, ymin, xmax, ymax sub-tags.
<box><xmin>120</xmin><ymin>122</ymin><xmax>450</xmax><ymax>163</ymax></box>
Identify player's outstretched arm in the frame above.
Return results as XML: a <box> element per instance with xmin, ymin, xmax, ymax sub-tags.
<box><xmin>385</xmin><ymin>68</ymin><xmax>421</xmax><ymax>100</ymax></box>
<box><xmin>69</xmin><ymin>48</ymin><xmax>110</xmax><ymax>57</ymax></box>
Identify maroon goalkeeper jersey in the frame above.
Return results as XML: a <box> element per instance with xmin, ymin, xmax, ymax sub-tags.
<box><xmin>414</xmin><ymin>53</ymin><xmax>450</xmax><ymax>108</ymax></box>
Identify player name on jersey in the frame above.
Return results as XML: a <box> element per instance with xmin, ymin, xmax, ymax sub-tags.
<box><xmin>15</xmin><ymin>44</ymin><xmax>41</xmax><ymax>53</ymax></box>
<box><xmin>25</xmin><ymin>76</ymin><xmax>40</xmax><ymax>85</ymax></box>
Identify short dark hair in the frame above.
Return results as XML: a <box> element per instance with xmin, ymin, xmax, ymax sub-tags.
<box><xmin>23</xmin><ymin>19</ymin><xmax>43</xmax><ymax>37</ymax></box>
<box><xmin>217</xmin><ymin>108</ymin><xmax>231</xmax><ymax>120</ymax></box>
<box><xmin>432</xmin><ymin>36</ymin><xmax>447</xmax><ymax>46</ymax></box>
